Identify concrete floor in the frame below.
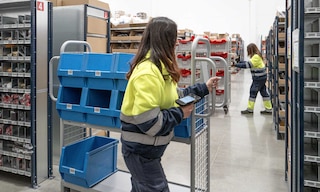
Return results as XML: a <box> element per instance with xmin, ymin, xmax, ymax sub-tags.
<box><xmin>0</xmin><ymin>69</ymin><xmax>289</xmax><ymax>192</ymax></box>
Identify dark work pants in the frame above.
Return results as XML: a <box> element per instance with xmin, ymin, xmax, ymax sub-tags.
<box><xmin>122</xmin><ymin>150</ymin><xmax>170</xmax><ymax>192</ymax></box>
<box><xmin>249</xmin><ymin>79</ymin><xmax>269</xmax><ymax>99</ymax></box>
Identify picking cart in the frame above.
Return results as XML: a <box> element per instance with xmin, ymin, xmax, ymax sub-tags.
<box><xmin>49</xmin><ymin>38</ymin><xmax>217</xmax><ymax>192</ymax></box>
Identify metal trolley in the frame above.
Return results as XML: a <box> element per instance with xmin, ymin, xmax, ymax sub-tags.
<box><xmin>49</xmin><ymin>38</ymin><xmax>218</xmax><ymax>192</ymax></box>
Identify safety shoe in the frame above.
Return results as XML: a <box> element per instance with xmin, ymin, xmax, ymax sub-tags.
<box><xmin>260</xmin><ymin>110</ymin><xmax>272</xmax><ymax>115</ymax></box>
<box><xmin>241</xmin><ymin>109</ymin><xmax>253</xmax><ymax>114</ymax></box>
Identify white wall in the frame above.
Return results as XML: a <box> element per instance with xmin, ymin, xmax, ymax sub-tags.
<box><xmin>102</xmin><ymin>0</ymin><xmax>285</xmax><ymax>46</ymax></box>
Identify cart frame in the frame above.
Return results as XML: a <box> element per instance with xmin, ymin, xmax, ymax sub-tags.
<box><xmin>49</xmin><ymin>38</ymin><xmax>218</xmax><ymax>192</ymax></box>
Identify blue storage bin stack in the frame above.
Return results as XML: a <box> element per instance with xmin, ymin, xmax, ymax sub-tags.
<box><xmin>57</xmin><ymin>53</ymin><xmax>87</xmax><ymax>122</ymax></box>
<box><xmin>59</xmin><ymin>136</ymin><xmax>119</xmax><ymax>188</ymax></box>
<box><xmin>56</xmin><ymin>52</ymin><xmax>134</xmax><ymax>128</ymax></box>
<box><xmin>56</xmin><ymin>51</ymin><xmax>201</xmax><ymax>137</ymax></box>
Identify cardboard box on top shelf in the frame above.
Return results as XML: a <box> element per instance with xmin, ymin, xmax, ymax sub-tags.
<box><xmin>87</xmin><ymin>16</ymin><xmax>107</xmax><ymax>35</ymax></box>
<box><xmin>209</xmin><ymin>33</ymin><xmax>219</xmax><ymax>40</ymax></box>
<box><xmin>87</xmin><ymin>36</ymin><xmax>108</xmax><ymax>53</ymax></box>
<box><xmin>203</xmin><ymin>31</ymin><xmax>211</xmax><ymax>36</ymax></box>
<box><xmin>57</xmin><ymin>0</ymin><xmax>62</xmax><ymax>6</ymax></box>
<box><xmin>62</xmin><ymin>0</ymin><xmax>110</xmax><ymax>11</ymax></box>
<box><xmin>218</xmin><ymin>33</ymin><xmax>229</xmax><ymax>39</ymax></box>
<box><xmin>48</xmin><ymin>0</ymin><xmax>56</xmax><ymax>6</ymax></box>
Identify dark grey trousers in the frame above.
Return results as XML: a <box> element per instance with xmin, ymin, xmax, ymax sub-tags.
<box><xmin>122</xmin><ymin>150</ymin><xmax>170</xmax><ymax>192</ymax></box>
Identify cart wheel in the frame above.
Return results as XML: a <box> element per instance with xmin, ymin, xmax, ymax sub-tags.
<box><xmin>223</xmin><ymin>106</ymin><xmax>228</xmax><ymax>114</ymax></box>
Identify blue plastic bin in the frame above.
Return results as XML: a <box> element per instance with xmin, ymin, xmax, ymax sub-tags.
<box><xmin>82</xmin><ymin>88</ymin><xmax>119</xmax><ymax>127</ymax></box>
<box><xmin>56</xmin><ymin>86</ymin><xmax>86</xmax><ymax>122</ymax></box>
<box><xmin>57</xmin><ymin>53</ymin><xmax>86</xmax><ymax>87</ymax></box>
<box><xmin>112</xmin><ymin>53</ymin><xmax>134</xmax><ymax>91</ymax></box>
<box><xmin>112</xmin><ymin>53</ymin><xmax>135</xmax><ymax>79</ymax></box>
<box><xmin>85</xmin><ymin>53</ymin><xmax>115</xmax><ymax>90</ymax></box>
<box><xmin>174</xmin><ymin>98</ymin><xmax>206</xmax><ymax>137</ymax></box>
<box><xmin>174</xmin><ymin>117</ymin><xmax>191</xmax><ymax>138</ymax></box>
<box><xmin>60</xmin><ymin>136</ymin><xmax>119</xmax><ymax>188</ymax></box>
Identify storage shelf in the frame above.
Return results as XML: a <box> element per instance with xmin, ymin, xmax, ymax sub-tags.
<box><xmin>305</xmin><ymin>7</ymin><xmax>320</xmax><ymax>14</ymax></box>
<box><xmin>304</xmin><ymin>123</ymin><xmax>320</xmax><ymax>139</ymax></box>
<box><xmin>0</xmin><ymin>135</ymin><xmax>31</xmax><ymax>143</ymax></box>
<box><xmin>305</xmin><ymin>32</ymin><xmax>320</xmax><ymax>38</ymax></box>
<box><xmin>0</xmin><ymin>166</ymin><xmax>31</xmax><ymax>177</ymax></box>
<box><xmin>304</xmin><ymin>100</ymin><xmax>320</xmax><ymax>113</ymax></box>
<box><xmin>304</xmin><ymin>164</ymin><xmax>320</xmax><ymax>189</ymax></box>
<box><xmin>110</xmin><ymin>27</ymin><xmax>146</xmax><ymax>31</ymax></box>
<box><xmin>0</xmin><ymin>149</ymin><xmax>31</xmax><ymax>159</ymax></box>
<box><xmin>305</xmin><ymin>80</ymin><xmax>320</xmax><ymax>88</ymax></box>
<box><xmin>305</xmin><ymin>57</ymin><xmax>320</xmax><ymax>64</ymax></box>
<box><xmin>0</xmin><ymin>40</ymin><xmax>31</xmax><ymax>45</ymax></box>
<box><xmin>0</xmin><ymin>56</ymin><xmax>30</xmax><ymax>61</ymax></box>
<box><xmin>304</xmin><ymin>143</ymin><xmax>320</xmax><ymax>163</ymax></box>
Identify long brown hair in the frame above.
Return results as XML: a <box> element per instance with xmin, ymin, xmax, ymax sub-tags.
<box><xmin>126</xmin><ymin>17</ymin><xmax>180</xmax><ymax>83</ymax></box>
<box><xmin>247</xmin><ymin>43</ymin><xmax>263</xmax><ymax>59</ymax></box>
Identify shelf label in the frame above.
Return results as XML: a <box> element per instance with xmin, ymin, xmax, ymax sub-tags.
<box><xmin>95</xmin><ymin>71</ymin><xmax>101</xmax><ymax>77</ymax></box>
<box><xmin>69</xmin><ymin>168</ymin><xmax>76</xmax><ymax>175</ymax></box>
<box><xmin>94</xmin><ymin>107</ymin><xmax>101</xmax><ymax>113</ymax></box>
<box><xmin>66</xmin><ymin>104</ymin><xmax>72</xmax><ymax>110</ymax></box>
<box><xmin>67</xmin><ymin>70</ymin><xmax>73</xmax><ymax>75</ymax></box>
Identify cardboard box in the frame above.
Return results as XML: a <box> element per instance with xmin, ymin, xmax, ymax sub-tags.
<box><xmin>48</xmin><ymin>0</ymin><xmax>57</xmax><ymax>6</ymax></box>
<box><xmin>86</xmin><ymin>36</ymin><xmax>107</xmax><ymax>53</ymax></box>
<box><xmin>112</xmin><ymin>48</ymin><xmax>137</xmax><ymax>54</ymax></box>
<box><xmin>62</xmin><ymin>0</ymin><xmax>110</xmax><ymax>11</ymax></box>
<box><xmin>278</xmin><ymin>32</ymin><xmax>285</xmax><ymax>40</ymax></box>
<box><xmin>87</xmin><ymin>16</ymin><xmax>107</xmax><ymax>35</ymax></box>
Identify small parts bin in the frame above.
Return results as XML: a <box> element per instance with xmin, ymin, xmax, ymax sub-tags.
<box><xmin>59</xmin><ymin>136</ymin><xmax>119</xmax><ymax>188</ymax></box>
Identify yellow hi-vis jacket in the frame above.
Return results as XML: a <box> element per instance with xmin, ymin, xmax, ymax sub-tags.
<box><xmin>120</xmin><ymin>52</ymin><xmax>209</xmax><ymax>159</ymax></box>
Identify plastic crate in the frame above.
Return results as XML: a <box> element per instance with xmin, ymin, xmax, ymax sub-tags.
<box><xmin>174</xmin><ymin>117</ymin><xmax>191</xmax><ymax>138</ymax></box>
<box><xmin>111</xmin><ymin>53</ymin><xmax>134</xmax><ymax>91</ymax></box>
<box><xmin>82</xmin><ymin>88</ymin><xmax>117</xmax><ymax>127</ymax></box>
<box><xmin>85</xmin><ymin>53</ymin><xmax>115</xmax><ymax>90</ymax></box>
<box><xmin>59</xmin><ymin>136</ymin><xmax>119</xmax><ymax>188</ymax></box>
<box><xmin>112</xmin><ymin>53</ymin><xmax>135</xmax><ymax>79</ymax></box>
<box><xmin>56</xmin><ymin>86</ymin><xmax>86</xmax><ymax>122</ymax></box>
<box><xmin>174</xmin><ymin>98</ymin><xmax>206</xmax><ymax>138</ymax></box>
<box><xmin>58</xmin><ymin>53</ymin><xmax>86</xmax><ymax>87</ymax></box>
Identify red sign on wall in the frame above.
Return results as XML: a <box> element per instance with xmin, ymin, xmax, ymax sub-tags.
<box><xmin>37</xmin><ymin>1</ymin><xmax>44</xmax><ymax>11</ymax></box>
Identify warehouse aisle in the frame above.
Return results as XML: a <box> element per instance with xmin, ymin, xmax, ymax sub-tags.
<box><xmin>0</xmin><ymin>69</ymin><xmax>288</xmax><ymax>192</ymax></box>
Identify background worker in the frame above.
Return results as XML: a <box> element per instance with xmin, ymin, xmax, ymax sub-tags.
<box><xmin>235</xmin><ymin>43</ymin><xmax>272</xmax><ymax>115</ymax></box>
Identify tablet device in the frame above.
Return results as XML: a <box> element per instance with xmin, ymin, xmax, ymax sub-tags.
<box><xmin>176</xmin><ymin>94</ymin><xmax>201</xmax><ymax>106</ymax></box>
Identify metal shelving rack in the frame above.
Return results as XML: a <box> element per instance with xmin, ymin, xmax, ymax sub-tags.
<box><xmin>289</xmin><ymin>0</ymin><xmax>320</xmax><ymax>191</ymax></box>
<box><xmin>49</xmin><ymin>37</ymin><xmax>218</xmax><ymax>192</ymax></box>
<box><xmin>266</xmin><ymin>29</ymin><xmax>274</xmax><ymax>100</ymax></box>
<box><xmin>0</xmin><ymin>0</ymin><xmax>52</xmax><ymax>188</ymax></box>
<box><xmin>271</xmin><ymin>15</ymin><xmax>286</xmax><ymax>140</ymax></box>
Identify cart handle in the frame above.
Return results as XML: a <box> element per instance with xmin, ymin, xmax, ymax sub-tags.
<box><xmin>190</xmin><ymin>36</ymin><xmax>217</xmax><ymax>118</ymax></box>
<box><xmin>60</xmin><ymin>40</ymin><xmax>92</xmax><ymax>53</ymax></box>
<box><xmin>210</xmin><ymin>56</ymin><xmax>229</xmax><ymax>108</ymax></box>
<box><xmin>49</xmin><ymin>56</ymin><xmax>60</xmax><ymax>102</ymax></box>
<box><xmin>193</xmin><ymin>57</ymin><xmax>216</xmax><ymax>118</ymax></box>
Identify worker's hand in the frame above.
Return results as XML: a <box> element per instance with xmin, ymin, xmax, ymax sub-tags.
<box><xmin>180</xmin><ymin>103</ymin><xmax>194</xmax><ymax>119</ymax></box>
<box><xmin>206</xmin><ymin>76</ymin><xmax>220</xmax><ymax>93</ymax></box>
